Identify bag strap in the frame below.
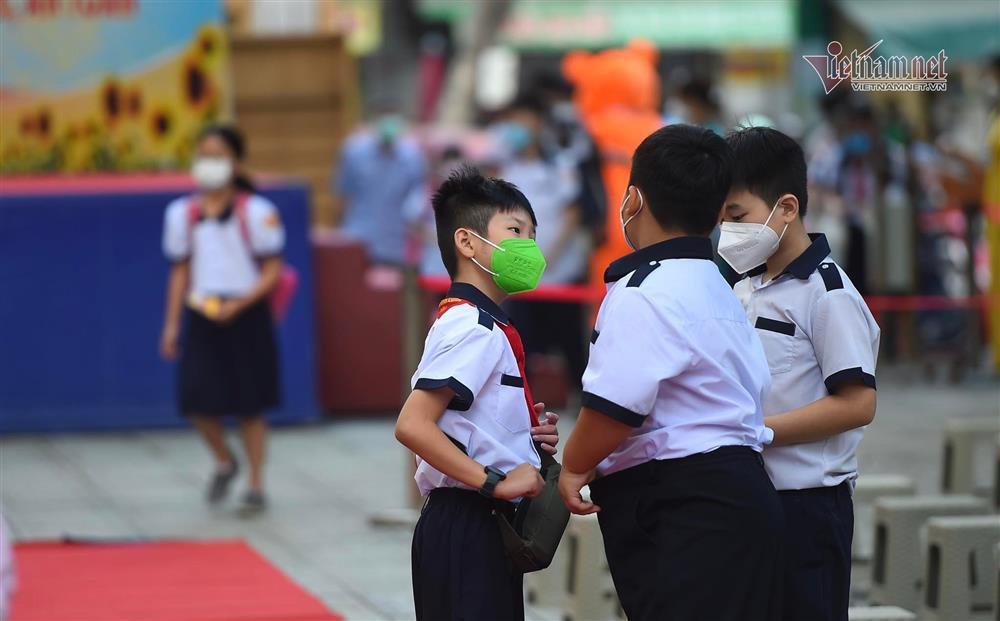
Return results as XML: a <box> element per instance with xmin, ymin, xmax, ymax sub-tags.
<box><xmin>232</xmin><ymin>192</ymin><xmax>252</xmax><ymax>249</ymax></box>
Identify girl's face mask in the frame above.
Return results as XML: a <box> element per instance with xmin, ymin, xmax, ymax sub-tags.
<box><xmin>191</xmin><ymin>157</ymin><xmax>233</xmax><ymax>190</ymax></box>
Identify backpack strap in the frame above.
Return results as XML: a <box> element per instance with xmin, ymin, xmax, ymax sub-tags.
<box><xmin>232</xmin><ymin>192</ymin><xmax>253</xmax><ymax>250</ymax></box>
<box><xmin>185</xmin><ymin>196</ymin><xmax>200</xmax><ymax>250</ymax></box>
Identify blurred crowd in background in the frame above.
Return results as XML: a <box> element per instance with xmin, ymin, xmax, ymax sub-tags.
<box><xmin>3</xmin><ymin>0</ymin><xmax>998</xmax><ymax>419</ymax></box>
<box><xmin>319</xmin><ymin>0</ymin><xmax>999</xmax><ymax>384</ymax></box>
<box><xmin>2</xmin><ymin>2</ymin><xmax>999</xmax><ymax>618</ymax></box>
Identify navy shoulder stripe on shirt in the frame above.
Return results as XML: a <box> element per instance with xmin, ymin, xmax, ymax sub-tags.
<box><xmin>626</xmin><ymin>262</ymin><xmax>660</xmax><ymax>287</ymax></box>
<box><xmin>818</xmin><ymin>263</ymin><xmax>844</xmax><ymax>291</ymax></box>
<box><xmin>477</xmin><ymin>308</ymin><xmax>495</xmax><ymax>330</ymax></box>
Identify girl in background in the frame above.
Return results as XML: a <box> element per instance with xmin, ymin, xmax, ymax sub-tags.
<box><xmin>160</xmin><ymin>125</ymin><xmax>284</xmax><ymax>513</ymax></box>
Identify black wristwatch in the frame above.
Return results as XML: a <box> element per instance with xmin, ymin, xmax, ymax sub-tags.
<box><xmin>479</xmin><ymin>465</ymin><xmax>507</xmax><ymax>498</ymax></box>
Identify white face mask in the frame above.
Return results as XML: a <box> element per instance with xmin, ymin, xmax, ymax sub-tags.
<box><xmin>717</xmin><ymin>200</ymin><xmax>788</xmax><ymax>274</ymax></box>
<box><xmin>191</xmin><ymin>157</ymin><xmax>233</xmax><ymax>190</ymax></box>
<box><xmin>620</xmin><ymin>188</ymin><xmax>644</xmax><ymax>252</ymax></box>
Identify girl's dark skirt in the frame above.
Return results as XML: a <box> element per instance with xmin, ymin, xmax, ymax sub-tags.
<box><xmin>178</xmin><ymin>301</ymin><xmax>280</xmax><ymax>417</ymax></box>
<box><xmin>589</xmin><ymin>445</ymin><xmax>785</xmax><ymax>621</ymax></box>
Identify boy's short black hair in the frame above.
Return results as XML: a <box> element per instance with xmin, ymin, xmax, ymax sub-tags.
<box><xmin>628</xmin><ymin>124</ymin><xmax>734</xmax><ymax>235</ymax></box>
<box><xmin>725</xmin><ymin>126</ymin><xmax>809</xmax><ymax>217</ymax></box>
<box><xmin>432</xmin><ymin>165</ymin><xmax>537</xmax><ymax>278</ymax></box>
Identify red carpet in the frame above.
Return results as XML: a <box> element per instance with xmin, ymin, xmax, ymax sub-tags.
<box><xmin>10</xmin><ymin>540</ymin><xmax>344</xmax><ymax>621</ymax></box>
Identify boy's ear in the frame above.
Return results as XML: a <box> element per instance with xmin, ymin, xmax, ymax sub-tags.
<box><xmin>454</xmin><ymin>228</ymin><xmax>476</xmax><ymax>259</ymax></box>
<box><xmin>622</xmin><ymin>185</ymin><xmax>643</xmax><ymax>219</ymax></box>
<box><xmin>777</xmin><ymin>193</ymin><xmax>799</xmax><ymax>222</ymax></box>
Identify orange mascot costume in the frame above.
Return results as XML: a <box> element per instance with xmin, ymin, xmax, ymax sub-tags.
<box><xmin>562</xmin><ymin>40</ymin><xmax>663</xmax><ymax>291</ymax></box>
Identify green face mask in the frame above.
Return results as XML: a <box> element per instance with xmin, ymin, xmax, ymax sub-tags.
<box><xmin>467</xmin><ymin>230</ymin><xmax>547</xmax><ymax>294</ymax></box>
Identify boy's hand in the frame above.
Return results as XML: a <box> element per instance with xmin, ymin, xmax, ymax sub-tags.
<box><xmin>559</xmin><ymin>467</ymin><xmax>600</xmax><ymax>515</ymax></box>
<box><xmin>494</xmin><ymin>463</ymin><xmax>545</xmax><ymax>501</ymax></box>
<box><xmin>530</xmin><ymin>403</ymin><xmax>560</xmax><ymax>454</ymax></box>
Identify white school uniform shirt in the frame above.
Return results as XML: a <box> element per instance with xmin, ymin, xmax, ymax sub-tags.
<box><xmin>410</xmin><ymin>283</ymin><xmax>541</xmax><ymax>497</ymax></box>
<box><xmin>162</xmin><ymin>194</ymin><xmax>285</xmax><ymax>297</ymax></box>
<box><xmin>582</xmin><ymin>237</ymin><xmax>773</xmax><ymax>477</ymax></box>
<box><xmin>734</xmin><ymin>234</ymin><xmax>880</xmax><ymax>491</ymax></box>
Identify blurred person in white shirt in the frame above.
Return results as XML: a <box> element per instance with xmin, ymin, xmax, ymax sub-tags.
<box><xmin>495</xmin><ymin>95</ymin><xmax>590</xmax><ymax>388</ymax></box>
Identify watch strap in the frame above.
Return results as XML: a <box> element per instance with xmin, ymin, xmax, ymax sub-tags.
<box><xmin>479</xmin><ymin>466</ymin><xmax>506</xmax><ymax>498</ymax></box>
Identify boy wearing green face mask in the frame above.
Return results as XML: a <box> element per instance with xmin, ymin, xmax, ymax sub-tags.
<box><xmin>395</xmin><ymin>165</ymin><xmax>560</xmax><ymax>621</ymax></box>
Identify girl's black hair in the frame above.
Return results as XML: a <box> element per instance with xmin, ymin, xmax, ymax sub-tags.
<box><xmin>198</xmin><ymin>124</ymin><xmax>256</xmax><ymax>193</ymax></box>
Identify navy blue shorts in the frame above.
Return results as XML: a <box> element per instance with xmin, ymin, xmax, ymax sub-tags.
<box><xmin>411</xmin><ymin>488</ymin><xmax>523</xmax><ymax>621</ymax></box>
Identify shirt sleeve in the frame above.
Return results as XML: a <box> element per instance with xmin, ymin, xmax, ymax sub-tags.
<box><xmin>412</xmin><ymin>312</ymin><xmax>504</xmax><ymax>411</ymax></box>
<box><xmin>162</xmin><ymin>200</ymin><xmax>191</xmax><ymax>262</ymax></box>
<box><xmin>334</xmin><ymin>141</ymin><xmax>357</xmax><ymax>197</ymax></box>
<box><xmin>811</xmin><ymin>289</ymin><xmax>879</xmax><ymax>393</ymax></box>
<box><xmin>581</xmin><ymin>288</ymin><xmax>692</xmax><ymax>427</ymax></box>
<box><xmin>246</xmin><ymin>197</ymin><xmax>285</xmax><ymax>257</ymax></box>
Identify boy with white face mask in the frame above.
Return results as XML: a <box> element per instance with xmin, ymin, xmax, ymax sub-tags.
<box><xmin>721</xmin><ymin>126</ymin><xmax>880</xmax><ymax>621</ymax></box>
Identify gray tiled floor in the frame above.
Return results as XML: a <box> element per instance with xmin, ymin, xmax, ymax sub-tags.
<box><xmin>1</xmin><ymin>370</ymin><xmax>997</xmax><ymax>620</ymax></box>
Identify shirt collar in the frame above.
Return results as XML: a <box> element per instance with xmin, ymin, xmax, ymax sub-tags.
<box><xmin>747</xmin><ymin>233</ymin><xmax>831</xmax><ymax>280</ymax></box>
<box><xmin>447</xmin><ymin>282</ymin><xmax>510</xmax><ymax>324</ymax></box>
<box><xmin>604</xmin><ymin>236</ymin><xmax>714</xmax><ymax>283</ymax></box>
<box><xmin>194</xmin><ymin>199</ymin><xmax>235</xmax><ymax>223</ymax></box>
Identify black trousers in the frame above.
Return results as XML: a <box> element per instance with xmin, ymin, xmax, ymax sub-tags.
<box><xmin>412</xmin><ymin>488</ymin><xmax>523</xmax><ymax>621</ymax></box>
<box><xmin>778</xmin><ymin>482</ymin><xmax>854</xmax><ymax>621</ymax></box>
<box><xmin>589</xmin><ymin>446</ymin><xmax>784</xmax><ymax>621</ymax></box>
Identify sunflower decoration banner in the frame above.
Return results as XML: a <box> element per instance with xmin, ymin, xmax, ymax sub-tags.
<box><xmin>0</xmin><ymin>0</ymin><xmax>229</xmax><ymax>174</ymax></box>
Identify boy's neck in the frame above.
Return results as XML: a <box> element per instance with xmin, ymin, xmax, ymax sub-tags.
<box><xmin>635</xmin><ymin>225</ymin><xmax>693</xmax><ymax>250</ymax></box>
<box><xmin>453</xmin><ymin>266</ymin><xmax>507</xmax><ymax>308</ymax></box>
<box><xmin>763</xmin><ymin>223</ymin><xmax>811</xmax><ymax>282</ymax></box>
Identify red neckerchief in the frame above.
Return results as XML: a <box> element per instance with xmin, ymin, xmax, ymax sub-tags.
<box><xmin>436</xmin><ymin>298</ymin><xmax>540</xmax><ymax>427</ymax></box>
